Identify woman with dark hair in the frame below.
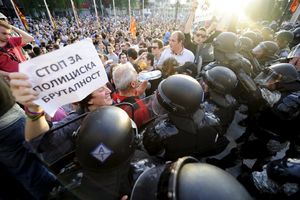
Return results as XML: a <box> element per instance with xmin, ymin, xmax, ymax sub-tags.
<box><xmin>161</xmin><ymin>57</ymin><xmax>179</xmax><ymax>78</ymax></box>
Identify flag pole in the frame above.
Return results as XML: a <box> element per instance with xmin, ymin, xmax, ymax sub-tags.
<box><xmin>70</xmin><ymin>0</ymin><xmax>79</xmax><ymax>27</ymax></box>
<box><xmin>43</xmin><ymin>0</ymin><xmax>55</xmax><ymax>29</ymax></box>
<box><xmin>142</xmin><ymin>0</ymin><xmax>144</xmax><ymax>21</ymax></box>
<box><xmin>112</xmin><ymin>0</ymin><xmax>116</xmax><ymax>19</ymax></box>
<box><xmin>9</xmin><ymin>0</ymin><xmax>26</xmax><ymax>30</ymax></box>
<box><xmin>128</xmin><ymin>0</ymin><xmax>131</xmax><ymax>22</ymax></box>
<box><xmin>93</xmin><ymin>0</ymin><xmax>100</xmax><ymax>28</ymax></box>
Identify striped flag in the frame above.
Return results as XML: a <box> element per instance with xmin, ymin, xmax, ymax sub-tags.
<box><xmin>11</xmin><ymin>0</ymin><xmax>29</xmax><ymax>31</ymax></box>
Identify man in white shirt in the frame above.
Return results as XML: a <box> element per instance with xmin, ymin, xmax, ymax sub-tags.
<box><xmin>157</xmin><ymin>31</ymin><xmax>194</xmax><ymax>67</ymax></box>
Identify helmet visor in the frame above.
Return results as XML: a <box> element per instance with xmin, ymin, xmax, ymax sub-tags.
<box><xmin>288</xmin><ymin>44</ymin><xmax>300</xmax><ymax>59</ymax></box>
<box><xmin>252</xmin><ymin>43</ymin><xmax>266</xmax><ymax>55</ymax></box>
<box><xmin>151</xmin><ymin>91</ymin><xmax>168</xmax><ymax>116</ymax></box>
<box><xmin>254</xmin><ymin>68</ymin><xmax>282</xmax><ymax>86</ymax></box>
<box><xmin>131</xmin><ymin>165</ymin><xmax>165</xmax><ymax>200</ymax></box>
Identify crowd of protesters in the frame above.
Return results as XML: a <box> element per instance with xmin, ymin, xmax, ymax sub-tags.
<box><xmin>1</xmin><ymin>0</ymin><xmax>300</xmax><ymax>199</ymax></box>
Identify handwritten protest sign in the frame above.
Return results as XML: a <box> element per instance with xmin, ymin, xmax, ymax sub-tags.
<box><xmin>19</xmin><ymin>39</ymin><xmax>108</xmax><ymax>116</ymax></box>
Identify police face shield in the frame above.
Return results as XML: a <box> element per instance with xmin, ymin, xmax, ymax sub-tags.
<box><xmin>254</xmin><ymin>67</ymin><xmax>282</xmax><ymax>87</ymax></box>
<box><xmin>151</xmin><ymin>91</ymin><xmax>169</xmax><ymax>116</ymax></box>
<box><xmin>288</xmin><ymin>44</ymin><xmax>300</xmax><ymax>59</ymax></box>
<box><xmin>130</xmin><ymin>165</ymin><xmax>165</xmax><ymax>200</ymax></box>
<box><xmin>252</xmin><ymin>43</ymin><xmax>266</xmax><ymax>56</ymax></box>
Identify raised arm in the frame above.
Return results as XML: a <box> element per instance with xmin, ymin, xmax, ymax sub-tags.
<box><xmin>9</xmin><ymin>72</ymin><xmax>49</xmax><ymax>141</ymax></box>
<box><xmin>184</xmin><ymin>0</ymin><xmax>198</xmax><ymax>34</ymax></box>
<box><xmin>11</xmin><ymin>25</ymin><xmax>34</xmax><ymax>45</ymax></box>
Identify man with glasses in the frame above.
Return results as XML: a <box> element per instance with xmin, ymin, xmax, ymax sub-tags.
<box><xmin>151</xmin><ymin>39</ymin><xmax>164</xmax><ymax>68</ymax></box>
<box><xmin>184</xmin><ymin>0</ymin><xmax>214</xmax><ymax>70</ymax></box>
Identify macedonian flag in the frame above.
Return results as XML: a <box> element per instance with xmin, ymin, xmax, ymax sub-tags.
<box><xmin>130</xmin><ymin>17</ymin><xmax>137</xmax><ymax>38</ymax></box>
<box><xmin>12</xmin><ymin>0</ymin><xmax>29</xmax><ymax>31</ymax></box>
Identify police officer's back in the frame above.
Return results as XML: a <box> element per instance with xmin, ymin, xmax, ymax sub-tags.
<box><xmin>143</xmin><ymin>75</ymin><xmax>229</xmax><ymax>161</ymax></box>
<box><xmin>61</xmin><ymin>106</ymin><xmax>156</xmax><ymax>200</ymax></box>
<box><xmin>202</xmin><ymin>66</ymin><xmax>238</xmax><ymax>134</ymax></box>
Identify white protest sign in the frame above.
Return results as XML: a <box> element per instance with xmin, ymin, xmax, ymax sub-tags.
<box><xmin>19</xmin><ymin>39</ymin><xmax>108</xmax><ymax>117</ymax></box>
<box><xmin>194</xmin><ymin>2</ymin><xmax>214</xmax><ymax>25</ymax></box>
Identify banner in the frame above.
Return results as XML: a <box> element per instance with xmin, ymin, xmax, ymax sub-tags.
<box><xmin>19</xmin><ymin>39</ymin><xmax>108</xmax><ymax>116</ymax></box>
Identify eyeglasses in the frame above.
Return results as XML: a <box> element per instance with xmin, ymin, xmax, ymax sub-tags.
<box><xmin>195</xmin><ymin>33</ymin><xmax>207</xmax><ymax>38</ymax></box>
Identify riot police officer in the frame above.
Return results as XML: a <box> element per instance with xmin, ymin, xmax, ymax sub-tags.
<box><xmin>255</xmin><ymin>63</ymin><xmax>300</xmax><ymax>151</ymax></box>
<box><xmin>239</xmin><ymin>36</ymin><xmax>255</xmax><ymax>61</ymax></box>
<box><xmin>63</xmin><ymin>106</ymin><xmax>156</xmax><ymax>200</ymax></box>
<box><xmin>233</xmin><ymin>63</ymin><xmax>300</xmax><ymax>176</ymax></box>
<box><xmin>252</xmin><ymin>41</ymin><xmax>279</xmax><ymax>67</ymax></box>
<box><xmin>143</xmin><ymin>74</ymin><xmax>229</xmax><ymax>161</ymax></box>
<box><xmin>201</xmin><ymin>66</ymin><xmax>238</xmax><ymax>133</ymax></box>
<box><xmin>275</xmin><ymin>30</ymin><xmax>294</xmax><ymax>57</ymax></box>
<box><xmin>206</xmin><ymin>32</ymin><xmax>261</xmax><ymax>108</ymax></box>
<box><xmin>239</xmin><ymin>36</ymin><xmax>263</xmax><ymax>76</ymax></box>
<box><xmin>131</xmin><ymin>156</ymin><xmax>252</xmax><ymax>200</ymax></box>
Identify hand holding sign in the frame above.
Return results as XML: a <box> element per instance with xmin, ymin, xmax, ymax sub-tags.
<box><xmin>19</xmin><ymin>39</ymin><xmax>108</xmax><ymax>116</ymax></box>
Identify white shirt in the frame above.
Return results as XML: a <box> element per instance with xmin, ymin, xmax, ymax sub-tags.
<box><xmin>157</xmin><ymin>47</ymin><xmax>195</xmax><ymax>67</ymax></box>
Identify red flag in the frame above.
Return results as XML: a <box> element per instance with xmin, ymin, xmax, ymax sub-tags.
<box><xmin>12</xmin><ymin>0</ymin><xmax>29</xmax><ymax>31</ymax></box>
<box><xmin>130</xmin><ymin>17</ymin><xmax>137</xmax><ymax>38</ymax></box>
<box><xmin>290</xmin><ymin>0</ymin><xmax>299</xmax><ymax>13</ymax></box>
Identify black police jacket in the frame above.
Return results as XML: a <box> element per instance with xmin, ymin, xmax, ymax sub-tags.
<box><xmin>53</xmin><ymin>150</ymin><xmax>158</xmax><ymax>200</ymax></box>
<box><xmin>256</xmin><ymin>82</ymin><xmax>300</xmax><ymax>140</ymax></box>
<box><xmin>203</xmin><ymin>93</ymin><xmax>238</xmax><ymax>134</ymax></box>
<box><xmin>143</xmin><ymin>110</ymin><xmax>229</xmax><ymax>161</ymax></box>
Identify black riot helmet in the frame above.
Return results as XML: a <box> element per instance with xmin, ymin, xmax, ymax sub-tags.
<box><xmin>291</xmin><ymin>27</ymin><xmax>300</xmax><ymax>47</ymax></box>
<box><xmin>153</xmin><ymin>74</ymin><xmax>203</xmax><ymax>115</ymax></box>
<box><xmin>239</xmin><ymin>36</ymin><xmax>254</xmax><ymax>52</ymax></box>
<box><xmin>255</xmin><ymin>63</ymin><xmax>299</xmax><ymax>86</ymax></box>
<box><xmin>131</xmin><ymin>156</ymin><xmax>252</xmax><ymax>200</ymax></box>
<box><xmin>213</xmin><ymin>32</ymin><xmax>242</xmax><ymax>63</ymax></box>
<box><xmin>275</xmin><ymin>30</ymin><xmax>294</xmax><ymax>47</ymax></box>
<box><xmin>213</xmin><ymin>32</ymin><xmax>241</xmax><ymax>53</ymax></box>
<box><xmin>76</xmin><ymin>106</ymin><xmax>137</xmax><ymax>171</ymax></box>
<box><xmin>203</xmin><ymin>66</ymin><xmax>238</xmax><ymax>94</ymax></box>
<box><xmin>242</xmin><ymin>31</ymin><xmax>258</xmax><ymax>45</ymax></box>
<box><xmin>261</xmin><ymin>27</ymin><xmax>274</xmax><ymax>41</ymax></box>
<box><xmin>252</xmin><ymin>41</ymin><xmax>279</xmax><ymax>57</ymax></box>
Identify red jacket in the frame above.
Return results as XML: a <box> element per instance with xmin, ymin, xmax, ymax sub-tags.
<box><xmin>112</xmin><ymin>93</ymin><xmax>151</xmax><ymax>129</ymax></box>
